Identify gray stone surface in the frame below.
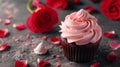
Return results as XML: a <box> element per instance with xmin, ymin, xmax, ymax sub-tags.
<box><xmin>0</xmin><ymin>0</ymin><xmax>120</xmax><ymax>67</ymax></box>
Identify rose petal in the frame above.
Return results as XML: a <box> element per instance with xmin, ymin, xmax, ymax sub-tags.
<box><xmin>106</xmin><ymin>52</ymin><xmax>119</xmax><ymax>62</ymax></box>
<box><xmin>103</xmin><ymin>31</ymin><xmax>115</xmax><ymax>38</ymax></box>
<box><xmin>55</xmin><ymin>62</ymin><xmax>61</xmax><ymax>67</ymax></box>
<box><xmin>50</xmin><ymin>37</ymin><xmax>61</xmax><ymax>45</ymax></box>
<box><xmin>15</xmin><ymin>60</ymin><xmax>27</xmax><ymax>67</ymax></box>
<box><xmin>84</xmin><ymin>6</ymin><xmax>95</xmax><ymax>13</ymax></box>
<box><xmin>110</xmin><ymin>41</ymin><xmax>120</xmax><ymax>50</ymax></box>
<box><xmin>0</xmin><ymin>42</ymin><xmax>8</xmax><ymax>51</ymax></box>
<box><xmin>72</xmin><ymin>0</ymin><xmax>80</xmax><ymax>4</ymax></box>
<box><xmin>0</xmin><ymin>29</ymin><xmax>9</xmax><ymax>38</ymax></box>
<box><xmin>90</xmin><ymin>62</ymin><xmax>100</xmax><ymax>67</ymax></box>
<box><xmin>37</xmin><ymin>58</ymin><xmax>51</xmax><ymax>67</ymax></box>
<box><xmin>4</xmin><ymin>19</ymin><xmax>11</xmax><ymax>25</ymax></box>
<box><xmin>41</xmin><ymin>36</ymin><xmax>47</xmax><ymax>40</ymax></box>
<box><xmin>13</xmin><ymin>23</ymin><xmax>26</xmax><ymax>30</ymax></box>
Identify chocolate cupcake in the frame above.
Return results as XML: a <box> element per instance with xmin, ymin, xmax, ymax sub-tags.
<box><xmin>59</xmin><ymin>9</ymin><xmax>102</xmax><ymax>62</ymax></box>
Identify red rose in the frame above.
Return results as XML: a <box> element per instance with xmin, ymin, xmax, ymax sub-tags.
<box><xmin>100</xmin><ymin>0</ymin><xmax>120</xmax><ymax>20</ymax></box>
<box><xmin>46</xmin><ymin>0</ymin><xmax>68</xmax><ymax>9</ymax></box>
<box><xmin>27</xmin><ymin>7</ymin><xmax>58</xmax><ymax>33</ymax></box>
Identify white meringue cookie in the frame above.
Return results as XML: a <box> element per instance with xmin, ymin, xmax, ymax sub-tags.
<box><xmin>34</xmin><ymin>41</ymin><xmax>47</xmax><ymax>55</ymax></box>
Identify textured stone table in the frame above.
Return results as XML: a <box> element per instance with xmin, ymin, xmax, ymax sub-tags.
<box><xmin>0</xmin><ymin>0</ymin><xmax>120</xmax><ymax>67</ymax></box>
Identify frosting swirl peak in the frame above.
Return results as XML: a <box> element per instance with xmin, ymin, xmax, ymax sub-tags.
<box><xmin>59</xmin><ymin>9</ymin><xmax>102</xmax><ymax>45</ymax></box>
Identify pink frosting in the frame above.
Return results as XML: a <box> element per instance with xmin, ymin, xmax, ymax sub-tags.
<box><xmin>59</xmin><ymin>9</ymin><xmax>102</xmax><ymax>45</ymax></box>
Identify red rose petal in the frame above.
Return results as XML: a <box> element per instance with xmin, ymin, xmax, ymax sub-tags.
<box><xmin>55</xmin><ymin>62</ymin><xmax>61</xmax><ymax>67</ymax></box>
<box><xmin>110</xmin><ymin>41</ymin><xmax>120</xmax><ymax>50</ymax></box>
<box><xmin>13</xmin><ymin>23</ymin><xmax>26</xmax><ymax>30</ymax></box>
<box><xmin>41</xmin><ymin>36</ymin><xmax>47</xmax><ymax>40</ymax></box>
<box><xmin>37</xmin><ymin>58</ymin><xmax>51</xmax><ymax>67</ymax></box>
<box><xmin>84</xmin><ymin>6</ymin><xmax>95</xmax><ymax>13</ymax></box>
<box><xmin>15</xmin><ymin>60</ymin><xmax>27</xmax><ymax>67</ymax></box>
<box><xmin>90</xmin><ymin>62</ymin><xmax>100</xmax><ymax>67</ymax></box>
<box><xmin>0</xmin><ymin>29</ymin><xmax>9</xmax><ymax>38</ymax></box>
<box><xmin>103</xmin><ymin>31</ymin><xmax>115</xmax><ymax>38</ymax></box>
<box><xmin>106</xmin><ymin>52</ymin><xmax>119</xmax><ymax>62</ymax></box>
<box><xmin>0</xmin><ymin>42</ymin><xmax>8</xmax><ymax>51</ymax></box>
<box><xmin>46</xmin><ymin>0</ymin><xmax>68</xmax><ymax>9</ymax></box>
<box><xmin>4</xmin><ymin>19</ymin><xmax>11</xmax><ymax>25</ymax></box>
<box><xmin>72</xmin><ymin>0</ymin><xmax>80</xmax><ymax>4</ymax></box>
<box><xmin>50</xmin><ymin>37</ymin><xmax>61</xmax><ymax>45</ymax></box>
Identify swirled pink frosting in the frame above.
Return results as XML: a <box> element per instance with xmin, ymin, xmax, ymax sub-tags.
<box><xmin>59</xmin><ymin>9</ymin><xmax>102</xmax><ymax>45</ymax></box>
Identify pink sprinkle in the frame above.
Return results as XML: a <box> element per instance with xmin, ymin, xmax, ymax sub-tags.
<box><xmin>4</xmin><ymin>19</ymin><xmax>11</xmax><ymax>25</ymax></box>
<box><xmin>55</xmin><ymin>62</ymin><xmax>61</xmax><ymax>67</ymax></box>
<box><xmin>56</xmin><ymin>55</ymin><xmax>61</xmax><ymax>58</ymax></box>
<box><xmin>7</xmin><ymin>15</ymin><xmax>13</xmax><ymax>19</ymax></box>
<box><xmin>5</xmin><ymin>9</ymin><xmax>11</xmax><ymax>15</ymax></box>
<box><xmin>26</xmin><ymin>34</ymin><xmax>30</xmax><ymax>39</ymax></box>
<box><xmin>31</xmin><ymin>44</ymin><xmax>36</xmax><ymax>48</ymax></box>
<box><xmin>59</xmin><ymin>45</ymin><xmax>63</xmax><ymax>49</ymax></box>
<box><xmin>41</xmin><ymin>35</ymin><xmax>47</xmax><ymax>40</ymax></box>
<box><xmin>0</xmin><ymin>18</ymin><xmax>3</xmax><ymax>22</ymax></box>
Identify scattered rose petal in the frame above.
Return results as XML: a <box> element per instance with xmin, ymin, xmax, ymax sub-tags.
<box><xmin>110</xmin><ymin>41</ymin><xmax>120</xmax><ymax>50</ymax></box>
<box><xmin>15</xmin><ymin>60</ymin><xmax>27</xmax><ymax>67</ymax></box>
<box><xmin>50</xmin><ymin>37</ymin><xmax>61</xmax><ymax>45</ymax></box>
<box><xmin>41</xmin><ymin>36</ymin><xmax>47</xmax><ymax>40</ymax></box>
<box><xmin>90</xmin><ymin>62</ymin><xmax>100</xmax><ymax>67</ymax></box>
<box><xmin>37</xmin><ymin>58</ymin><xmax>51</xmax><ymax>67</ymax></box>
<box><xmin>56</xmin><ymin>55</ymin><xmax>61</xmax><ymax>58</ymax></box>
<box><xmin>104</xmin><ymin>31</ymin><xmax>115</xmax><ymax>38</ymax></box>
<box><xmin>26</xmin><ymin>34</ymin><xmax>30</xmax><ymax>39</ymax></box>
<box><xmin>4</xmin><ymin>19</ymin><xmax>11</xmax><ymax>25</ymax></box>
<box><xmin>106</xmin><ymin>52</ymin><xmax>119</xmax><ymax>62</ymax></box>
<box><xmin>55</xmin><ymin>62</ymin><xmax>61</xmax><ymax>67</ymax></box>
<box><xmin>5</xmin><ymin>9</ymin><xmax>11</xmax><ymax>15</ymax></box>
<box><xmin>72</xmin><ymin>0</ymin><xmax>80</xmax><ymax>4</ymax></box>
<box><xmin>0</xmin><ymin>29</ymin><xmax>9</xmax><ymax>38</ymax></box>
<box><xmin>0</xmin><ymin>42</ymin><xmax>8</xmax><ymax>51</ymax></box>
<box><xmin>13</xmin><ymin>23</ymin><xmax>26</xmax><ymax>30</ymax></box>
<box><xmin>84</xmin><ymin>6</ymin><xmax>95</xmax><ymax>13</ymax></box>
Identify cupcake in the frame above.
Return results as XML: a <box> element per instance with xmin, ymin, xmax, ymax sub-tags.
<box><xmin>59</xmin><ymin>9</ymin><xmax>102</xmax><ymax>62</ymax></box>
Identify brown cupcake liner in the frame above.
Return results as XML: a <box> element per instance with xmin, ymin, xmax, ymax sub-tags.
<box><xmin>61</xmin><ymin>38</ymin><xmax>101</xmax><ymax>62</ymax></box>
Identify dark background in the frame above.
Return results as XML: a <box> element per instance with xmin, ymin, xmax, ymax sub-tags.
<box><xmin>0</xmin><ymin>0</ymin><xmax>120</xmax><ymax>67</ymax></box>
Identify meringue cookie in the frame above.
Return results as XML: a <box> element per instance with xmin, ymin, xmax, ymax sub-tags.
<box><xmin>34</xmin><ymin>41</ymin><xmax>47</xmax><ymax>55</ymax></box>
